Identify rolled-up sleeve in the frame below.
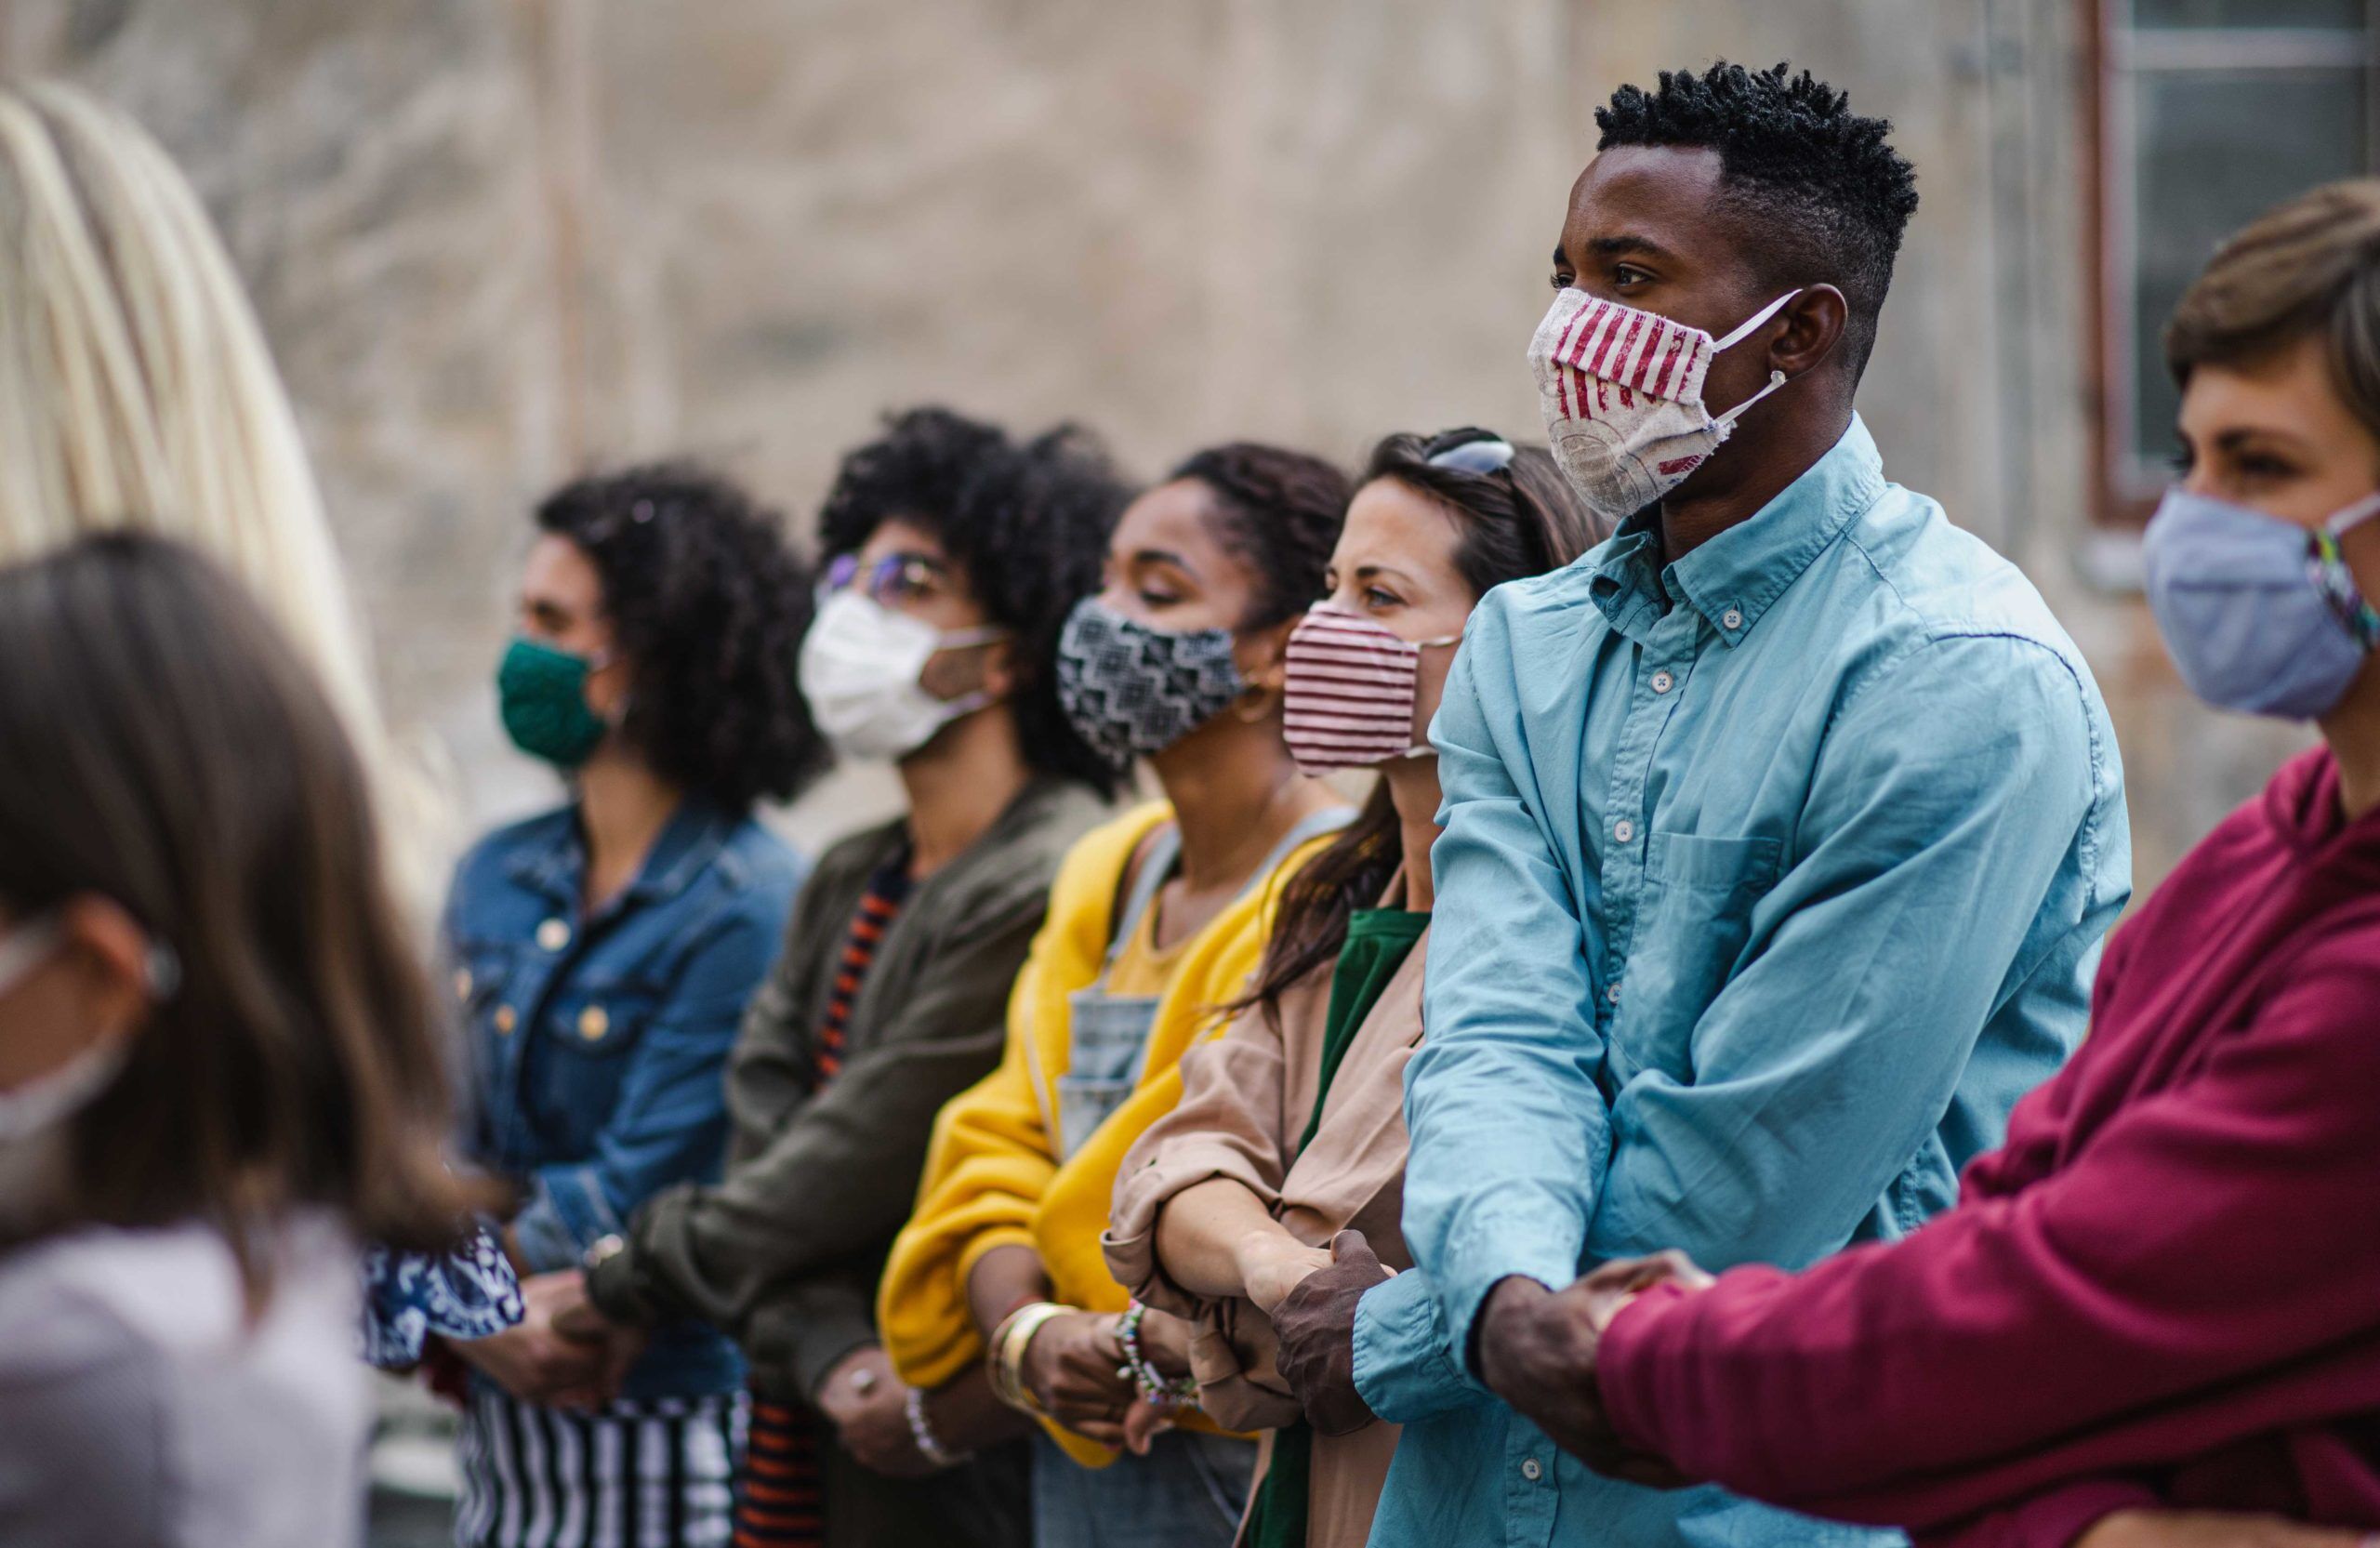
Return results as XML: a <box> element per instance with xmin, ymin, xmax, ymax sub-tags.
<box><xmin>1585</xmin><ymin>635</ymin><xmax>2099</xmax><ymax>1274</ymax></box>
<box><xmin>1402</xmin><ymin>595</ymin><xmax>1611</xmax><ymax>1369</ymax></box>
<box><xmin>509</xmin><ymin>910</ymin><xmax>774</xmax><ymax>1273</ymax></box>
<box><xmin>1350</xmin><ymin>1266</ymin><xmax>1486</xmax><ymax>1422</ymax></box>
<box><xmin>1104</xmin><ymin>1003</ymin><xmax>1298</xmax><ymax>1318</ymax></box>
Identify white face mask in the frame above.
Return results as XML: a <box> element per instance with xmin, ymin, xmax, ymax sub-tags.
<box><xmin>799</xmin><ymin>589</ymin><xmax>1008</xmax><ymax>762</ymax></box>
<box><xmin>1528</xmin><ymin>286</ymin><xmax>1801</xmax><ymax>523</ymax></box>
<box><xmin>0</xmin><ymin>915</ymin><xmax>131</xmax><ymax>1230</ymax></box>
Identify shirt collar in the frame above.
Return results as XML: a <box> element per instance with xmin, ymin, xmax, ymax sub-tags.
<box><xmin>504</xmin><ymin>799</ymin><xmax>739</xmax><ymax>915</ymax></box>
<box><xmin>1590</xmin><ymin>414</ymin><xmax>1884</xmax><ymax>647</ymax></box>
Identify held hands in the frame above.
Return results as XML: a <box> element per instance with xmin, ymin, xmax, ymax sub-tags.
<box><xmin>1239</xmin><ymin>1229</ymin><xmax>1336</xmax><ymax>1318</ymax></box>
<box><xmin>1019</xmin><ymin>1310</ymin><xmax>1144</xmax><ymax>1449</ymax></box>
<box><xmin>1274</xmin><ymin>1229</ymin><xmax>1394</xmax><ymax>1436</ymax></box>
<box><xmin>452</xmin><ymin>1270</ymin><xmax>642</xmax><ymax>1410</ymax></box>
<box><xmin>1474</xmin><ymin>1250</ymin><xmax>1713</xmax><ymax>1487</ymax></box>
<box><xmin>814</xmin><ymin>1346</ymin><xmax>938</xmax><ymax>1479</ymax></box>
<box><xmin>1018</xmin><ymin>1307</ymin><xmax>1195</xmax><ymax>1454</ymax></box>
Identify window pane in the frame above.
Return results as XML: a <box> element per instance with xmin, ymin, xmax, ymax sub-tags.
<box><xmin>2132</xmin><ymin>0</ymin><xmax>2364</xmax><ymax>29</ymax></box>
<box><xmin>2130</xmin><ymin>69</ymin><xmax>2366</xmax><ymax>468</ymax></box>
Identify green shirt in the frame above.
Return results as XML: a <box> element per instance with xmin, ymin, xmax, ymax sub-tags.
<box><xmin>1246</xmin><ymin>906</ymin><xmax>1427</xmax><ymax>1548</ymax></box>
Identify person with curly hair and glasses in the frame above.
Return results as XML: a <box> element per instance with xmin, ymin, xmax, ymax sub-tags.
<box><xmin>554</xmin><ymin>407</ymin><xmax>1132</xmax><ymax>1548</ymax></box>
<box><xmin>443</xmin><ymin>464</ymin><xmax>828</xmax><ymax>1548</ymax></box>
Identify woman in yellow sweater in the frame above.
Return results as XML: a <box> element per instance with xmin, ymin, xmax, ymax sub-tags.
<box><xmin>881</xmin><ymin>442</ymin><xmax>1354</xmax><ymax>1548</ymax></box>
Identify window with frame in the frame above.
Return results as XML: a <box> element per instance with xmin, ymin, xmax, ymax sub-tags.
<box><xmin>2092</xmin><ymin>0</ymin><xmax>2375</xmax><ymax>523</ymax></box>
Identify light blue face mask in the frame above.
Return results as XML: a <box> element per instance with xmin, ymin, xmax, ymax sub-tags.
<box><xmin>2142</xmin><ymin>486</ymin><xmax>2380</xmax><ymax>720</ymax></box>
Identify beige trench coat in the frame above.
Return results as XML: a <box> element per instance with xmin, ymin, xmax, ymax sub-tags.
<box><xmin>1104</xmin><ymin>924</ymin><xmax>1427</xmax><ymax>1548</ymax></box>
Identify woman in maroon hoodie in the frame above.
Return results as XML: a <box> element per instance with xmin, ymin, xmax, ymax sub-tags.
<box><xmin>1475</xmin><ymin>180</ymin><xmax>2380</xmax><ymax>1548</ymax></box>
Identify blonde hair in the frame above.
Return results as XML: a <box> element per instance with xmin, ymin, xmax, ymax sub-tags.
<box><xmin>0</xmin><ymin>82</ymin><xmax>442</xmax><ymax>900</ymax></box>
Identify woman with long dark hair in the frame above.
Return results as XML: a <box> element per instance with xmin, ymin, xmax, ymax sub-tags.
<box><xmin>1103</xmin><ymin>428</ymin><xmax>1604</xmax><ymax>1548</ymax></box>
<box><xmin>0</xmin><ymin>535</ymin><xmax>478</xmax><ymax>1546</ymax></box>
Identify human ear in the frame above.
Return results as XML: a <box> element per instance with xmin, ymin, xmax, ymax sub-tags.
<box><xmin>1772</xmin><ymin>284</ymin><xmax>1848</xmax><ymax>379</ymax></box>
<box><xmin>1237</xmin><ymin>615</ymin><xmax>1297</xmax><ymax>694</ymax></box>
<box><xmin>977</xmin><ymin>638</ymin><xmax>1022</xmax><ymax>703</ymax></box>
<box><xmin>55</xmin><ymin>894</ymin><xmax>163</xmax><ymax>1044</ymax></box>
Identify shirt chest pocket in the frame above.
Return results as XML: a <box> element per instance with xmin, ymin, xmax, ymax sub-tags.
<box><xmin>1617</xmin><ymin>833</ymin><xmax>1785</xmax><ymax>1078</ymax></box>
<box><xmin>525</xmin><ymin>978</ymin><xmax>666</xmax><ymax>1151</ymax></box>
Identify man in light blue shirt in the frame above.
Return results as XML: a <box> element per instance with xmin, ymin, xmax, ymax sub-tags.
<box><xmin>1270</xmin><ymin>62</ymin><xmax>2130</xmax><ymax>1548</ymax></box>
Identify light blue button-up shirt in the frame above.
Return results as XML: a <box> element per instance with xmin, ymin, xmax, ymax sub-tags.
<box><xmin>1355</xmin><ymin>417</ymin><xmax>2131</xmax><ymax>1548</ymax></box>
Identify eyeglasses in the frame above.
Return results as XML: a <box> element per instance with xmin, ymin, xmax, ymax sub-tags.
<box><xmin>819</xmin><ymin>550</ymin><xmax>950</xmax><ymax>608</ymax></box>
<box><xmin>1423</xmin><ymin>433</ymin><xmax>1516</xmax><ymax>477</ymax></box>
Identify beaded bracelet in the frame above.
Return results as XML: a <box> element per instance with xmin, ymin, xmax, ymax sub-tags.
<box><xmin>905</xmin><ymin>1385</ymin><xmax>965</xmax><ymax>1469</ymax></box>
<box><xmin>1114</xmin><ymin>1300</ymin><xmax>1198</xmax><ymax>1409</ymax></box>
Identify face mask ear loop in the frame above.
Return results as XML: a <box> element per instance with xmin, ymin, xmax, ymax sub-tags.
<box><xmin>2324</xmin><ymin>491</ymin><xmax>2380</xmax><ymax>539</ymax></box>
<box><xmin>1715</xmin><ymin>368</ymin><xmax>1792</xmax><ymax>430</ymax></box>
<box><xmin>1712</xmin><ymin>288</ymin><xmax>1804</xmax><ymax>353</ymax></box>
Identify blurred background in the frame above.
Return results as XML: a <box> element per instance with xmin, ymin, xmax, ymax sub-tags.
<box><xmin>0</xmin><ymin>0</ymin><xmax>2365</xmax><ymax>1538</ymax></box>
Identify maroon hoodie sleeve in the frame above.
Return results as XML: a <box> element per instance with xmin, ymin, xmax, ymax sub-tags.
<box><xmin>1598</xmin><ymin>934</ymin><xmax>2380</xmax><ymax>1530</ymax></box>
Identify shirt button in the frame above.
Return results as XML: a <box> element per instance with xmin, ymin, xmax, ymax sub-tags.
<box><xmin>578</xmin><ymin>1004</ymin><xmax>610</xmax><ymax>1042</ymax></box>
<box><xmin>1650</xmin><ymin>670</ymin><xmax>1674</xmax><ymax>695</ymax></box>
<box><xmin>1521</xmin><ymin>1457</ymin><xmax>1543</xmax><ymax>1481</ymax></box>
<box><xmin>1722</xmin><ymin>608</ymin><xmax>1744</xmax><ymax>630</ymax></box>
<box><xmin>494</xmin><ymin>1005</ymin><xmax>517</xmax><ymax>1036</ymax></box>
<box><xmin>1606</xmin><ymin>984</ymin><xmax>1622</xmax><ymax>1004</ymax></box>
<box><xmin>536</xmin><ymin>918</ymin><xmax>572</xmax><ymax>952</ymax></box>
<box><xmin>1612</xmin><ymin>819</ymin><xmax>1635</xmax><ymax>844</ymax></box>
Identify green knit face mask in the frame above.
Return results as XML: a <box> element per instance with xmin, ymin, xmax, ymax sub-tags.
<box><xmin>496</xmin><ymin>636</ymin><xmax>614</xmax><ymax>768</ymax></box>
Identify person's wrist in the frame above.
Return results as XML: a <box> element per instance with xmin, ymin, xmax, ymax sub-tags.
<box><xmin>1234</xmin><ymin>1225</ymin><xmax>1292</xmax><ymax>1284</ymax></box>
<box><xmin>1474</xmin><ymin>1276</ymin><xmax>1552</xmax><ymax>1383</ymax></box>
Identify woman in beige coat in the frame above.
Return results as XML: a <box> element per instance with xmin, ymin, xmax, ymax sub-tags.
<box><xmin>1104</xmin><ymin>428</ymin><xmax>1603</xmax><ymax>1548</ymax></box>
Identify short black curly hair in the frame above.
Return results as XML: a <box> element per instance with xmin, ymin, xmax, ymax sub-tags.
<box><xmin>816</xmin><ymin>405</ymin><xmax>1133</xmax><ymax>796</ymax></box>
<box><xmin>1596</xmin><ymin>61</ymin><xmax>1919</xmax><ymax>379</ymax></box>
<box><xmin>536</xmin><ymin>463</ymin><xmax>828</xmax><ymax>813</ymax></box>
<box><xmin>1165</xmin><ymin>443</ymin><xmax>1351</xmax><ymax>629</ymax></box>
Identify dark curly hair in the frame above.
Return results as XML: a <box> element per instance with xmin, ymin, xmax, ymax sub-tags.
<box><xmin>536</xmin><ymin>463</ymin><xmax>828</xmax><ymax>813</ymax></box>
<box><xmin>816</xmin><ymin>405</ymin><xmax>1133</xmax><ymax>796</ymax></box>
<box><xmin>1166</xmin><ymin>443</ymin><xmax>1352</xmax><ymax>628</ymax></box>
<box><xmin>1233</xmin><ymin>429</ymin><xmax>1606</xmax><ymax>1029</ymax></box>
<box><xmin>1596</xmin><ymin>60</ymin><xmax>1919</xmax><ymax>380</ymax></box>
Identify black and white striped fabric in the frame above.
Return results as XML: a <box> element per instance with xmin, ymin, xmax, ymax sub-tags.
<box><xmin>454</xmin><ymin>1387</ymin><xmax>745</xmax><ymax>1548</ymax></box>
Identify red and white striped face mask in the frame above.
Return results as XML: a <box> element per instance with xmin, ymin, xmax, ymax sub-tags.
<box><xmin>1528</xmin><ymin>286</ymin><xmax>1799</xmax><ymax>523</ymax></box>
<box><xmin>1283</xmin><ymin>603</ymin><xmax>1461</xmax><ymax>775</ymax></box>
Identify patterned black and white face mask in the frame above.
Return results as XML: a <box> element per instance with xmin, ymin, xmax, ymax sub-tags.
<box><xmin>1056</xmin><ymin>596</ymin><xmax>1247</xmax><ymax>767</ymax></box>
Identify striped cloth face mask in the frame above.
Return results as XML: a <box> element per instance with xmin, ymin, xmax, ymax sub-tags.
<box><xmin>1283</xmin><ymin>602</ymin><xmax>1461</xmax><ymax>774</ymax></box>
<box><xmin>1529</xmin><ymin>286</ymin><xmax>1799</xmax><ymax>523</ymax></box>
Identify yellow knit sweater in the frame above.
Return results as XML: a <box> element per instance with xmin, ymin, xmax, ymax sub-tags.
<box><xmin>879</xmin><ymin>800</ymin><xmax>1339</xmax><ymax>1466</ymax></box>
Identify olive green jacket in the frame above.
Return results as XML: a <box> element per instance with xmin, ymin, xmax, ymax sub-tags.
<box><xmin>589</xmin><ymin>776</ymin><xmax>1111</xmax><ymax>1402</ymax></box>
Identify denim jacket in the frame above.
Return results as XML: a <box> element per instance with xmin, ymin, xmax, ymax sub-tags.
<box><xmin>447</xmin><ymin>799</ymin><xmax>806</xmax><ymax>1400</ymax></box>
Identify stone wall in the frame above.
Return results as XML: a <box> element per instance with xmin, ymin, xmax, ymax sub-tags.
<box><xmin>0</xmin><ymin>0</ymin><xmax>2305</xmax><ymax>892</ymax></box>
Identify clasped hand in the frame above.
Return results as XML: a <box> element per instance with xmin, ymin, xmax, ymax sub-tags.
<box><xmin>1474</xmin><ymin>1250</ymin><xmax>1712</xmax><ymax>1487</ymax></box>
<box><xmin>451</xmin><ymin>1269</ymin><xmax>645</xmax><ymax>1411</ymax></box>
<box><xmin>1021</xmin><ymin>1305</ymin><xmax>1193</xmax><ymax>1454</ymax></box>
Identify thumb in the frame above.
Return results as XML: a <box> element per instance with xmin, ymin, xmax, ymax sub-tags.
<box><xmin>1329</xmin><ymin>1230</ymin><xmax>1384</xmax><ymax>1275</ymax></box>
<box><xmin>1120</xmin><ymin>1398</ymin><xmax>1176</xmax><ymax>1457</ymax></box>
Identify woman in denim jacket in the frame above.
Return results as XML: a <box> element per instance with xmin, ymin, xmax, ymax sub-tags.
<box><xmin>445</xmin><ymin>464</ymin><xmax>827</xmax><ymax>1548</ymax></box>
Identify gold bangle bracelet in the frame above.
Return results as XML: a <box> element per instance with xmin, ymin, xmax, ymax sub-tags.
<box><xmin>986</xmin><ymin>1301</ymin><xmax>1067</xmax><ymax>1415</ymax></box>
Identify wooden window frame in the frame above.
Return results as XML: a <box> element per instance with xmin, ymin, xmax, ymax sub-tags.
<box><xmin>2086</xmin><ymin>0</ymin><xmax>2379</xmax><ymax>528</ymax></box>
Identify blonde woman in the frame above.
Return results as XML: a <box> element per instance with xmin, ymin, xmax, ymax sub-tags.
<box><xmin>0</xmin><ymin>84</ymin><xmax>535</xmax><ymax>1379</ymax></box>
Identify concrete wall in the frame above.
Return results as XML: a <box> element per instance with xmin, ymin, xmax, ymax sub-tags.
<box><xmin>0</xmin><ymin>0</ymin><xmax>2309</xmax><ymax>893</ymax></box>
